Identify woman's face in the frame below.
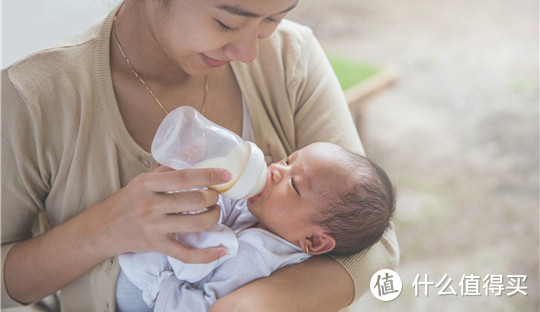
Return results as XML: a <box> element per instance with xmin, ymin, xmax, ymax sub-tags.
<box><xmin>145</xmin><ymin>0</ymin><xmax>298</xmax><ymax>75</ymax></box>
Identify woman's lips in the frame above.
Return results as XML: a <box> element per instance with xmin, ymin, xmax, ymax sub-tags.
<box><xmin>201</xmin><ymin>54</ymin><xmax>227</xmax><ymax>68</ymax></box>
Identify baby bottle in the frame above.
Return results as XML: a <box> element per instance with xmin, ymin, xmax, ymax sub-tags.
<box><xmin>151</xmin><ymin>106</ymin><xmax>267</xmax><ymax>199</ymax></box>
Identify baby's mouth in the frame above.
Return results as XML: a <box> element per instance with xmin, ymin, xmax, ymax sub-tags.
<box><xmin>248</xmin><ymin>169</ymin><xmax>272</xmax><ymax>202</ymax></box>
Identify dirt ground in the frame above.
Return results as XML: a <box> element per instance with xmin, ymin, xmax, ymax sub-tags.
<box><xmin>289</xmin><ymin>0</ymin><xmax>539</xmax><ymax>311</ymax></box>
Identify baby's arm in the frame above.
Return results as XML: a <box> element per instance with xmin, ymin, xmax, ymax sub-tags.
<box><xmin>154</xmin><ymin>242</ymin><xmax>270</xmax><ymax>311</ymax></box>
<box><xmin>155</xmin><ymin>232</ymin><xmax>310</xmax><ymax>311</ymax></box>
<box><xmin>117</xmin><ymin>252</ymin><xmax>172</xmax><ymax>307</ymax></box>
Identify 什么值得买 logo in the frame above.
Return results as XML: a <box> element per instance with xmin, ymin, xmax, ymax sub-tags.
<box><xmin>370</xmin><ymin>269</ymin><xmax>402</xmax><ymax>301</ymax></box>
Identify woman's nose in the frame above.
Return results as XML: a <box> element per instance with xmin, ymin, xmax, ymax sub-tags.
<box><xmin>223</xmin><ymin>29</ymin><xmax>259</xmax><ymax>63</ymax></box>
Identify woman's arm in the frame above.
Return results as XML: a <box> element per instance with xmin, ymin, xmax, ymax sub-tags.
<box><xmin>3</xmin><ymin>166</ymin><xmax>230</xmax><ymax>305</ymax></box>
<box><xmin>2</xmin><ymin>68</ymin><xmax>234</xmax><ymax>305</ymax></box>
<box><xmin>210</xmin><ymin>256</ymin><xmax>354</xmax><ymax>312</ymax></box>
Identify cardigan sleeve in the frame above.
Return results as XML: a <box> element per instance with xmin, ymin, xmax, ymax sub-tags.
<box><xmin>289</xmin><ymin>25</ymin><xmax>365</xmax><ymax>156</ymax></box>
<box><xmin>1</xmin><ymin>69</ymin><xmax>50</xmax><ymax>307</ymax></box>
<box><xmin>284</xmin><ymin>23</ymin><xmax>400</xmax><ymax>302</ymax></box>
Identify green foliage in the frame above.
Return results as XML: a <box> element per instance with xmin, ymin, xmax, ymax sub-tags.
<box><xmin>328</xmin><ymin>56</ymin><xmax>380</xmax><ymax>90</ymax></box>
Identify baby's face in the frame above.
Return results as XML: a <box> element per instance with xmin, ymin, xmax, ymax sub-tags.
<box><xmin>246</xmin><ymin>142</ymin><xmax>345</xmax><ymax>245</ymax></box>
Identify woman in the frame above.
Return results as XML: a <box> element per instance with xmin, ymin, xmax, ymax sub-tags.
<box><xmin>1</xmin><ymin>0</ymin><xmax>399</xmax><ymax>311</ymax></box>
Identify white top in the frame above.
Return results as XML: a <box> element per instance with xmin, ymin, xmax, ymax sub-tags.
<box><xmin>155</xmin><ymin>226</ymin><xmax>310</xmax><ymax>311</ymax></box>
<box><xmin>118</xmin><ymin>197</ymin><xmax>310</xmax><ymax>311</ymax></box>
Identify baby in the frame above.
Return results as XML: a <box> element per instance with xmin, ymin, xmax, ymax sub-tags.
<box><xmin>117</xmin><ymin>142</ymin><xmax>396</xmax><ymax>311</ymax></box>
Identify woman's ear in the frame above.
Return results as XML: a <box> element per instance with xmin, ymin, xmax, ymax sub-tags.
<box><xmin>303</xmin><ymin>233</ymin><xmax>336</xmax><ymax>255</ymax></box>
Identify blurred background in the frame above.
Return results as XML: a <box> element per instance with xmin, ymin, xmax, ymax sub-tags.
<box><xmin>290</xmin><ymin>0</ymin><xmax>539</xmax><ymax>311</ymax></box>
<box><xmin>2</xmin><ymin>0</ymin><xmax>114</xmax><ymax>67</ymax></box>
<box><xmin>3</xmin><ymin>0</ymin><xmax>539</xmax><ymax>311</ymax></box>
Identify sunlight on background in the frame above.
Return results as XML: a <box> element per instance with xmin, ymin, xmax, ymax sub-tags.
<box><xmin>2</xmin><ymin>0</ymin><xmax>120</xmax><ymax>67</ymax></box>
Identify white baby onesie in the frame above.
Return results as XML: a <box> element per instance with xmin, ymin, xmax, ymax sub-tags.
<box><xmin>154</xmin><ymin>227</ymin><xmax>310</xmax><ymax>311</ymax></box>
<box><xmin>118</xmin><ymin>197</ymin><xmax>310</xmax><ymax>310</ymax></box>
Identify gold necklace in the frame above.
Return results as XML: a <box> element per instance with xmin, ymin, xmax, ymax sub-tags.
<box><xmin>112</xmin><ymin>15</ymin><xmax>208</xmax><ymax>116</ymax></box>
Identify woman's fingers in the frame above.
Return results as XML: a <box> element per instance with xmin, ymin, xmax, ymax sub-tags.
<box><xmin>145</xmin><ymin>167</ymin><xmax>232</xmax><ymax>193</ymax></box>
<box><xmin>153</xmin><ymin>165</ymin><xmax>174</xmax><ymax>173</ymax></box>
<box><xmin>161</xmin><ymin>236</ymin><xmax>227</xmax><ymax>264</ymax></box>
<box><xmin>153</xmin><ymin>188</ymin><xmax>220</xmax><ymax>214</ymax></box>
<box><xmin>160</xmin><ymin>204</ymin><xmax>222</xmax><ymax>234</ymax></box>
<box><xmin>109</xmin><ymin>166</ymin><xmax>231</xmax><ymax>259</ymax></box>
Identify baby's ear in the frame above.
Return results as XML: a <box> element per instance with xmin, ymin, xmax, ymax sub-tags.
<box><xmin>305</xmin><ymin>233</ymin><xmax>336</xmax><ymax>255</ymax></box>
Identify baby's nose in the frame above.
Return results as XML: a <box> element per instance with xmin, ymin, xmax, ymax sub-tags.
<box><xmin>269</xmin><ymin>164</ymin><xmax>283</xmax><ymax>183</ymax></box>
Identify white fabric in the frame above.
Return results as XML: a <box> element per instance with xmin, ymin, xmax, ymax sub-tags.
<box><xmin>118</xmin><ymin>196</ymin><xmax>254</xmax><ymax>306</ymax></box>
<box><xmin>119</xmin><ymin>197</ymin><xmax>310</xmax><ymax>310</ymax></box>
<box><xmin>117</xmin><ymin>224</ymin><xmax>239</xmax><ymax>305</ymax></box>
<box><xmin>154</xmin><ymin>228</ymin><xmax>310</xmax><ymax>312</ymax></box>
<box><xmin>115</xmin><ymin>270</ymin><xmax>154</xmax><ymax>312</ymax></box>
<box><xmin>167</xmin><ymin>223</ymin><xmax>239</xmax><ymax>283</ymax></box>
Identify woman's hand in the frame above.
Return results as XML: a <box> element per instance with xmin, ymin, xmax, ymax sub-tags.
<box><xmin>100</xmin><ymin>165</ymin><xmax>231</xmax><ymax>263</ymax></box>
<box><xmin>3</xmin><ymin>166</ymin><xmax>231</xmax><ymax>304</ymax></box>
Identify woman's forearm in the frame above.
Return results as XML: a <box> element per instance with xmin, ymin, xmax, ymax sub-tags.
<box><xmin>3</xmin><ymin>167</ymin><xmax>229</xmax><ymax>305</ymax></box>
<box><xmin>3</xmin><ymin>202</ymin><xmax>115</xmax><ymax>304</ymax></box>
<box><xmin>210</xmin><ymin>256</ymin><xmax>354</xmax><ymax>312</ymax></box>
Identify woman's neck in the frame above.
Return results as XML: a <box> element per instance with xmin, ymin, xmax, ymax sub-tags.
<box><xmin>114</xmin><ymin>1</ymin><xmax>191</xmax><ymax>86</ymax></box>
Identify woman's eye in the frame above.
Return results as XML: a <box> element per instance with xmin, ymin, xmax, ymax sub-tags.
<box><xmin>216</xmin><ymin>20</ymin><xmax>239</xmax><ymax>33</ymax></box>
<box><xmin>284</xmin><ymin>159</ymin><xmax>289</xmax><ymax>165</ymax></box>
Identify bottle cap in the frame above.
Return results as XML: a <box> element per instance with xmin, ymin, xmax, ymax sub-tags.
<box><xmin>221</xmin><ymin>142</ymin><xmax>267</xmax><ymax>199</ymax></box>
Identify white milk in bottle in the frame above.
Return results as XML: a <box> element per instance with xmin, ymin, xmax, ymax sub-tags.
<box><xmin>151</xmin><ymin>106</ymin><xmax>266</xmax><ymax>199</ymax></box>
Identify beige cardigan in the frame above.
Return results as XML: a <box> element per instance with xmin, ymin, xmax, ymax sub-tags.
<box><xmin>1</xmin><ymin>5</ymin><xmax>398</xmax><ymax>311</ymax></box>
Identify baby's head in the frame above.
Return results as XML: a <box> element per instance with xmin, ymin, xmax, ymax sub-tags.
<box><xmin>247</xmin><ymin>142</ymin><xmax>396</xmax><ymax>256</ymax></box>
<box><xmin>312</xmin><ymin>144</ymin><xmax>396</xmax><ymax>255</ymax></box>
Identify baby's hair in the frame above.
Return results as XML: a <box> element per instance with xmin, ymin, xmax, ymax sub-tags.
<box><xmin>314</xmin><ymin>148</ymin><xmax>396</xmax><ymax>256</ymax></box>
